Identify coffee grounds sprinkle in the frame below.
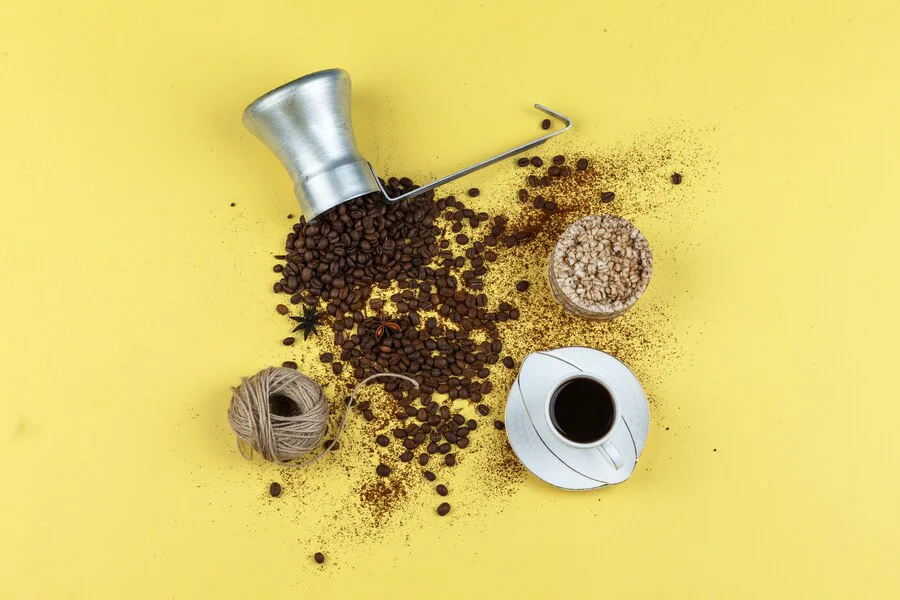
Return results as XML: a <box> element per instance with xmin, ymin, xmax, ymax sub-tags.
<box><xmin>255</xmin><ymin>127</ymin><xmax>714</xmax><ymax>557</ymax></box>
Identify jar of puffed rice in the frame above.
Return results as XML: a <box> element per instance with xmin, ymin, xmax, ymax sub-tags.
<box><xmin>547</xmin><ymin>214</ymin><xmax>653</xmax><ymax>321</ymax></box>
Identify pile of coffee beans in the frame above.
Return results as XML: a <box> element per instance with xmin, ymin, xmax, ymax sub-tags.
<box><xmin>273</xmin><ymin>177</ymin><xmax>535</xmax><ymax>513</ymax></box>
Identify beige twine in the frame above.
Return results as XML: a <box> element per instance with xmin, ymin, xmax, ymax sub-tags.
<box><xmin>227</xmin><ymin>367</ymin><xmax>418</xmax><ymax>468</ymax></box>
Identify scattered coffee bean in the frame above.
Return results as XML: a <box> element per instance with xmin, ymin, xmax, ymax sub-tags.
<box><xmin>552</xmin><ymin>155</ymin><xmax>565</xmax><ymax>165</ymax></box>
<box><xmin>516</xmin><ymin>280</ymin><xmax>530</xmax><ymax>292</ymax></box>
<box><xmin>444</xmin><ymin>453</ymin><xmax>456</xmax><ymax>467</ymax></box>
<box><xmin>269</xmin><ymin>482</ymin><xmax>282</xmax><ymax>497</ymax></box>
<box><xmin>419</xmin><ymin>453</ymin><xmax>429</xmax><ymax>466</ymax></box>
<box><xmin>494</xmin><ymin>420</ymin><xmax>505</xmax><ymax>430</ymax></box>
<box><xmin>576</xmin><ymin>158</ymin><xmax>589</xmax><ymax>171</ymax></box>
<box><xmin>436</xmin><ymin>484</ymin><xmax>448</xmax><ymax>496</ymax></box>
<box><xmin>437</xmin><ymin>502</ymin><xmax>451</xmax><ymax>516</ymax></box>
<box><xmin>466</xmin><ymin>419</ymin><xmax>477</xmax><ymax>430</ymax></box>
<box><xmin>548</xmin><ymin>165</ymin><xmax>560</xmax><ymax>177</ymax></box>
<box><xmin>532</xmin><ymin>196</ymin><xmax>545</xmax><ymax>209</ymax></box>
<box><xmin>324</xmin><ymin>440</ymin><xmax>339</xmax><ymax>451</ymax></box>
<box><xmin>468</xmin><ymin>188</ymin><xmax>480</xmax><ymax>197</ymax></box>
<box><xmin>376</xmin><ymin>434</ymin><xmax>389</xmax><ymax>447</ymax></box>
<box><xmin>376</xmin><ymin>463</ymin><xmax>391</xmax><ymax>477</ymax></box>
<box><xmin>314</xmin><ymin>552</ymin><xmax>325</xmax><ymax>564</ymax></box>
<box><xmin>319</xmin><ymin>352</ymin><xmax>333</xmax><ymax>363</ymax></box>
<box><xmin>530</xmin><ymin>156</ymin><xmax>543</xmax><ymax>167</ymax></box>
<box><xmin>543</xmin><ymin>201</ymin><xmax>557</xmax><ymax>212</ymax></box>
<box><xmin>282</xmin><ymin>337</ymin><xmax>295</xmax><ymax>346</ymax></box>
<box><xmin>276</xmin><ymin>304</ymin><xmax>289</xmax><ymax>315</ymax></box>
<box><xmin>540</xmin><ymin>119</ymin><xmax>551</xmax><ymax>130</ymax></box>
<box><xmin>600</xmin><ymin>191</ymin><xmax>615</xmax><ymax>203</ymax></box>
<box><xmin>424</xmin><ymin>470</ymin><xmax>437</xmax><ymax>481</ymax></box>
<box><xmin>672</xmin><ymin>172</ymin><xmax>683</xmax><ymax>184</ymax></box>
<box><xmin>476</xmin><ymin>404</ymin><xmax>490</xmax><ymax>416</ymax></box>
<box><xmin>332</xmin><ymin>362</ymin><xmax>343</xmax><ymax>375</ymax></box>
<box><xmin>400</xmin><ymin>451</ymin><xmax>413</xmax><ymax>462</ymax></box>
<box><xmin>518</xmin><ymin>189</ymin><xmax>528</xmax><ymax>201</ymax></box>
<box><xmin>281</xmin><ymin>361</ymin><xmax>298</xmax><ymax>369</ymax></box>
<box><xmin>517</xmin><ymin>157</ymin><xmax>530</xmax><ymax>167</ymax></box>
<box><xmin>502</xmin><ymin>356</ymin><xmax>515</xmax><ymax>369</ymax></box>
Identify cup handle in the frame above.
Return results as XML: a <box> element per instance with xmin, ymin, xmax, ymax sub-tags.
<box><xmin>598</xmin><ymin>440</ymin><xmax>625</xmax><ymax>470</ymax></box>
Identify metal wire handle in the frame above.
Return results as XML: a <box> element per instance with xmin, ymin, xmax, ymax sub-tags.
<box><xmin>368</xmin><ymin>104</ymin><xmax>572</xmax><ymax>203</ymax></box>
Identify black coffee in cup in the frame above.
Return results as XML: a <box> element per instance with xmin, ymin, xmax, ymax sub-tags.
<box><xmin>549</xmin><ymin>377</ymin><xmax>615</xmax><ymax>443</ymax></box>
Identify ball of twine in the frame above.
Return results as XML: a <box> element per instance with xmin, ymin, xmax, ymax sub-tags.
<box><xmin>227</xmin><ymin>367</ymin><xmax>417</xmax><ymax>468</ymax></box>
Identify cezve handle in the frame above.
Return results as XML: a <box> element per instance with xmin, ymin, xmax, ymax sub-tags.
<box><xmin>368</xmin><ymin>104</ymin><xmax>572</xmax><ymax>203</ymax></box>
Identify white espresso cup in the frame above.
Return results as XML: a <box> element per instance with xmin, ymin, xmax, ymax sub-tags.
<box><xmin>544</xmin><ymin>373</ymin><xmax>625</xmax><ymax>470</ymax></box>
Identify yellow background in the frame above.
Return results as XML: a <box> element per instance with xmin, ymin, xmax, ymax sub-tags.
<box><xmin>1</xmin><ymin>0</ymin><xmax>898</xmax><ymax>597</ymax></box>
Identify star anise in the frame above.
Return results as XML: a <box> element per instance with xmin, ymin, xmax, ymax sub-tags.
<box><xmin>374</xmin><ymin>310</ymin><xmax>401</xmax><ymax>341</ymax></box>
<box><xmin>290</xmin><ymin>306</ymin><xmax>321</xmax><ymax>340</ymax></box>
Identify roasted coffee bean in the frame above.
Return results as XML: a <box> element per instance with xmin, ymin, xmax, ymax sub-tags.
<box><xmin>324</xmin><ymin>440</ymin><xmax>340</xmax><ymax>451</ymax></box>
<box><xmin>282</xmin><ymin>337</ymin><xmax>295</xmax><ymax>346</ymax></box>
<box><xmin>502</xmin><ymin>356</ymin><xmax>515</xmax><ymax>369</ymax></box>
<box><xmin>403</xmin><ymin>438</ymin><xmax>416</xmax><ymax>450</ymax></box>
<box><xmin>269</xmin><ymin>482</ymin><xmax>282</xmax><ymax>497</ymax></box>
<box><xmin>530</xmin><ymin>156</ymin><xmax>543</xmax><ymax>167</ymax></box>
<box><xmin>428</xmin><ymin>442</ymin><xmax>438</xmax><ymax>454</ymax></box>
<box><xmin>494</xmin><ymin>420</ymin><xmax>506</xmax><ymax>430</ymax></box>
<box><xmin>376</xmin><ymin>463</ymin><xmax>391</xmax><ymax>477</ymax></box>
<box><xmin>477</xmin><ymin>404</ymin><xmax>490</xmax><ymax>416</ymax></box>
<box><xmin>457</xmin><ymin>436</ymin><xmax>470</xmax><ymax>449</ymax></box>
<box><xmin>414</xmin><ymin>432</ymin><xmax>426</xmax><ymax>444</ymax></box>
<box><xmin>456</xmin><ymin>234</ymin><xmax>469</xmax><ymax>245</ymax></box>
<box><xmin>436</xmin><ymin>484</ymin><xmax>449</xmax><ymax>496</ymax></box>
<box><xmin>468</xmin><ymin>188</ymin><xmax>480</xmax><ymax>197</ymax></box>
<box><xmin>576</xmin><ymin>158</ymin><xmax>589</xmax><ymax>171</ymax></box>
<box><xmin>376</xmin><ymin>434</ymin><xmax>390</xmax><ymax>447</ymax></box>
<box><xmin>276</xmin><ymin>304</ymin><xmax>289</xmax><ymax>315</ymax></box>
<box><xmin>601</xmin><ymin>191</ymin><xmax>615</xmax><ymax>203</ymax></box>
<box><xmin>320</xmin><ymin>352</ymin><xmax>334</xmax><ymax>363</ymax></box>
<box><xmin>541</xmin><ymin>118</ymin><xmax>551</xmax><ymax>130</ymax></box>
<box><xmin>453</xmin><ymin>414</ymin><xmax>465</xmax><ymax>425</ymax></box>
<box><xmin>517</xmin><ymin>189</ymin><xmax>528</xmax><ymax>202</ymax></box>
<box><xmin>548</xmin><ymin>165</ymin><xmax>561</xmax><ymax>177</ymax></box>
<box><xmin>528</xmin><ymin>175</ymin><xmax>539</xmax><ymax>187</ymax></box>
<box><xmin>363</xmin><ymin>410</ymin><xmax>374</xmax><ymax>421</ymax></box>
<box><xmin>416</xmin><ymin>408</ymin><xmax>428</xmax><ymax>422</ymax></box>
<box><xmin>393</xmin><ymin>427</ymin><xmax>407</xmax><ymax>439</ymax></box>
<box><xmin>314</xmin><ymin>552</ymin><xmax>325</xmax><ymax>564</ymax></box>
<box><xmin>437</xmin><ymin>502</ymin><xmax>451</xmax><ymax>516</ymax></box>
<box><xmin>516</xmin><ymin>280</ymin><xmax>530</xmax><ymax>292</ymax></box>
<box><xmin>552</xmin><ymin>154</ymin><xmax>565</xmax><ymax>165</ymax></box>
<box><xmin>467</xmin><ymin>419</ymin><xmax>477</xmax><ymax>430</ymax></box>
<box><xmin>438</xmin><ymin>442</ymin><xmax>451</xmax><ymax>454</ymax></box>
<box><xmin>540</xmin><ymin>175</ymin><xmax>552</xmax><ymax>186</ymax></box>
<box><xmin>517</xmin><ymin>157</ymin><xmax>530</xmax><ymax>167</ymax></box>
<box><xmin>544</xmin><ymin>201</ymin><xmax>557</xmax><ymax>212</ymax></box>
<box><xmin>400</xmin><ymin>451</ymin><xmax>413</xmax><ymax>462</ymax></box>
<box><xmin>444</xmin><ymin>453</ymin><xmax>456</xmax><ymax>466</ymax></box>
<box><xmin>671</xmin><ymin>172</ymin><xmax>683</xmax><ymax>184</ymax></box>
<box><xmin>282</xmin><ymin>361</ymin><xmax>298</xmax><ymax>369</ymax></box>
<box><xmin>444</xmin><ymin>432</ymin><xmax>458</xmax><ymax>443</ymax></box>
<box><xmin>532</xmin><ymin>196</ymin><xmax>545</xmax><ymax>209</ymax></box>
<box><xmin>419</xmin><ymin>453</ymin><xmax>430</xmax><ymax>466</ymax></box>
<box><xmin>424</xmin><ymin>470</ymin><xmax>437</xmax><ymax>481</ymax></box>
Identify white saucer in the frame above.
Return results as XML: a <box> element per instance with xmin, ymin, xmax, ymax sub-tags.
<box><xmin>504</xmin><ymin>347</ymin><xmax>650</xmax><ymax>491</ymax></box>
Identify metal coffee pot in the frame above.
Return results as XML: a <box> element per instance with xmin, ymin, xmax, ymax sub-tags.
<box><xmin>243</xmin><ymin>68</ymin><xmax>571</xmax><ymax>221</ymax></box>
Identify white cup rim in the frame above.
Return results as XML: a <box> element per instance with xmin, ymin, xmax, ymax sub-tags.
<box><xmin>544</xmin><ymin>372</ymin><xmax>619</xmax><ymax>449</ymax></box>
